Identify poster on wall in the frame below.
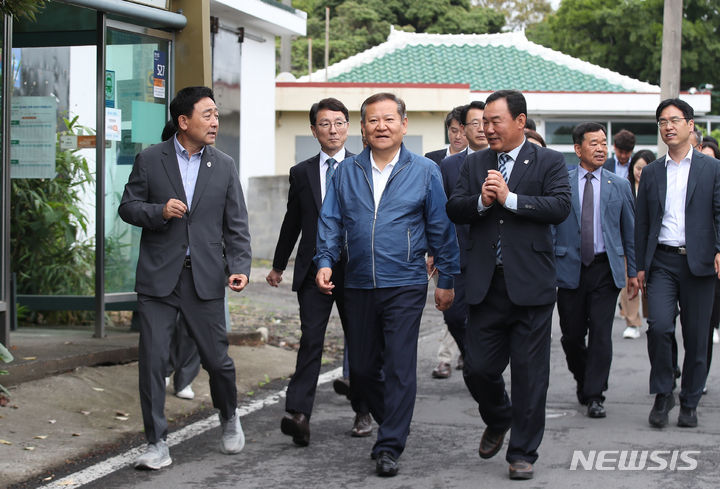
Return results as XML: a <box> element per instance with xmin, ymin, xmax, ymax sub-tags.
<box><xmin>10</xmin><ymin>96</ymin><xmax>57</xmax><ymax>179</ymax></box>
<box><xmin>153</xmin><ymin>50</ymin><xmax>166</xmax><ymax>99</ymax></box>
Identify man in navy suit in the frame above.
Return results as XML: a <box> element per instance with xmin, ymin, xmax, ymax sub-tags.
<box><xmin>267</xmin><ymin>98</ymin><xmax>371</xmax><ymax>445</ymax></box>
<box><xmin>553</xmin><ymin>122</ymin><xmax>638</xmax><ymax>419</ymax></box>
<box><xmin>446</xmin><ymin>90</ymin><xmax>571</xmax><ymax>480</ymax></box>
<box><xmin>424</xmin><ymin>106</ymin><xmax>467</xmax><ymax>165</ymax></box>
<box><xmin>635</xmin><ymin>98</ymin><xmax>720</xmax><ymax>429</ymax></box>
<box><xmin>602</xmin><ymin>129</ymin><xmax>635</xmax><ymax>180</ymax></box>
<box><xmin>429</xmin><ymin>101</ymin><xmax>490</xmax><ymax>379</ymax></box>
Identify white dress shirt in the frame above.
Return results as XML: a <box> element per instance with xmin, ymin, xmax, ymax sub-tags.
<box><xmin>659</xmin><ymin>147</ymin><xmax>692</xmax><ymax>246</ymax></box>
<box><xmin>370</xmin><ymin>148</ymin><xmax>401</xmax><ymax>212</ymax></box>
<box><xmin>320</xmin><ymin>147</ymin><xmax>345</xmax><ymax>202</ymax></box>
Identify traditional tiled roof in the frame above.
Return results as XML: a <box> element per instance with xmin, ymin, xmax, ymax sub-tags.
<box><xmin>297</xmin><ymin>29</ymin><xmax>659</xmax><ymax>93</ymax></box>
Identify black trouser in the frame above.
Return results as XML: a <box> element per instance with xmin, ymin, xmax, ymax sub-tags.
<box><xmin>557</xmin><ymin>255</ymin><xmax>620</xmax><ymax>403</ymax></box>
<box><xmin>442</xmin><ymin>272</ymin><xmax>467</xmax><ymax>357</ymax></box>
<box><xmin>138</xmin><ymin>268</ymin><xmax>236</xmax><ymax>443</ymax></box>
<box><xmin>647</xmin><ymin>249</ymin><xmax>714</xmax><ymax>408</ymax></box>
<box><xmin>285</xmin><ymin>267</ymin><xmax>369</xmax><ymax>417</ymax></box>
<box><xmin>463</xmin><ymin>268</ymin><xmax>553</xmax><ymax>464</ymax></box>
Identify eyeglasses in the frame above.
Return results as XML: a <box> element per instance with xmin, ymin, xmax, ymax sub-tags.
<box><xmin>657</xmin><ymin>117</ymin><xmax>688</xmax><ymax>128</ymax></box>
<box><xmin>464</xmin><ymin>120</ymin><xmax>482</xmax><ymax>129</ymax></box>
<box><xmin>316</xmin><ymin>121</ymin><xmax>348</xmax><ymax>130</ymax></box>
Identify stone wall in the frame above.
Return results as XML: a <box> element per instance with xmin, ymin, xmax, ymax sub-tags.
<box><xmin>247</xmin><ymin>175</ymin><xmax>294</xmax><ymax>261</ymax></box>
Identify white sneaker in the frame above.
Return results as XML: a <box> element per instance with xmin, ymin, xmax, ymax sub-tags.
<box><xmin>220</xmin><ymin>408</ymin><xmax>245</xmax><ymax>454</ymax></box>
<box><xmin>175</xmin><ymin>385</ymin><xmax>195</xmax><ymax>400</ymax></box>
<box><xmin>165</xmin><ymin>377</ymin><xmax>170</xmax><ymax>387</ymax></box>
<box><xmin>623</xmin><ymin>326</ymin><xmax>641</xmax><ymax>339</ymax></box>
<box><xmin>135</xmin><ymin>440</ymin><xmax>172</xmax><ymax>470</ymax></box>
<box><xmin>714</xmin><ymin>329</ymin><xmax>719</xmax><ymax>344</ymax></box>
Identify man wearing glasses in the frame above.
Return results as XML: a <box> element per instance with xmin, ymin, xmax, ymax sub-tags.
<box><xmin>635</xmin><ymin>98</ymin><xmax>720</xmax><ymax>429</ymax></box>
<box><xmin>268</xmin><ymin>98</ymin><xmax>372</xmax><ymax>446</ymax></box>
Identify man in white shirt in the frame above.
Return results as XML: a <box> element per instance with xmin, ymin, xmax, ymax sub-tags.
<box><xmin>635</xmin><ymin>98</ymin><xmax>720</xmax><ymax>429</ymax></box>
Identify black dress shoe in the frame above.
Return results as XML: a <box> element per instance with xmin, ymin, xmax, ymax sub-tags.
<box><xmin>648</xmin><ymin>393</ymin><xmax>675</xmax><ymax>428</ymax></box>
<box><xmin>587</xmin><ymin>400</ymin><xmax>606</xmax><ymax>418</ymax></box>
<box><xmin>677</xmin><ymin>406</ymin><xmax>697</xmax><ymax>427</ymax></box>
<box><xmin>432</xmin><ymin>362</ymin><xmax>452</xmax><ymax>379</ymax></box>
<box><xmin>280</xmin><ymin>412</ymin><xmax>310</xmax><ymax>446</ymax></box>
<box><xmin>576</xmin><ymin>383</ymin><xmax>588</xmax><ymax>406</ymax></box>
<box><xmin>351</xmin><ymin>413</ymin><xmax>373</xmax><ymax>437</ymax></box>
<box><xmin>333</xmin><ymin>377</ymin><xmax>350</xmax><ymax>397</ymax></box>
<box><xmin>478</xmin><ymin>426</ymin><xmax>509</xmax><ymax>459</ymax></box>
<box><xmin>508</xmin><ymin>460</ymin><xmax>534</xmax><ymax>480</ymax></box>
<box><xmin>376</xmin><ymin>451</ymin><xmax>399</xmax><ymax>477</ymax></box>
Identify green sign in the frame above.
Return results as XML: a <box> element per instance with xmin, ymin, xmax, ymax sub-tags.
<box><xmin>105</xmin><ymin>70</ymin><xmax>115</xmax><ymax>108</ymax></box>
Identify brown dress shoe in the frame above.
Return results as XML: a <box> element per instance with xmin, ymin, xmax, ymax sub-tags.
<box><xmin>280</xmin><ymin>412</ymin><xmax>310</xmax><ymax>446</ymax></box>
<box><xmin>509</xmin><ymin>460</ymin><xmax>533</xmax><ymax>480</ymax></box>
<box><xmin>432</xmin><ymin>362</ymin><xmax>452</xmax><ymax>379</ymax></box>
<box><xmin>351</xmin><ymin>413</ymin><xmax>373</xmax><ymax>437</ymax></box>
<box><xmin>478</xmin><ymin>426</ymin><xmax>509</xmax><ymax>459</ymax></box>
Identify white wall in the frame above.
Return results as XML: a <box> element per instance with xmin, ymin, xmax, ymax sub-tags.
<box><xmin>239</xmin><ymin>29</ymin><xmax>277</xmax><ymax>189</ymax></box>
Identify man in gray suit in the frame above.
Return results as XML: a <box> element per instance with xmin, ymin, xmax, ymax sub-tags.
<box><xmin>554</xmin><ymin>122</ymin><xmax>637</xmax><ymax>419</ymax></box>
<box><xmin>119</xmin><ymin>86</ymin><xmax>251</xmax><ymax>469</ymax></box>
<box><xmin>636</xmin><ymin>98</ymin><xmax>720</xmax><ymax>429</ymax></box>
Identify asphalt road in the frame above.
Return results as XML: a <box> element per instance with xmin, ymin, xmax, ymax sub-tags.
<box><xmin>40</xmin><ymin>290</ymin><xmax>720</xmax><ymax>489</ymax></box>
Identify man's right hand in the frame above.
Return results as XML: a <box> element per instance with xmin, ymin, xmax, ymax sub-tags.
<box><xmin>163</xmin><ymin>198</ymin><xmax>187</xmax><ymax>220</ymax></box>
<box><xmin>481</xmin><ymin>179</ymin><xmax>497</xmax><ymax>207</ymax></box>
<box><xmin>637</xmin><ymin>270</ymin><xmax>646</xmax><ymax>297</ymax></box>
<box><xmin>266</xmin><ymin>268</ymin><xmax>283</xmax><ymax>287</ymax></box>
<box><xmin>316</xmin><ymin>267</ymin><xmax>334</xmax><ymax>295</ymax></box>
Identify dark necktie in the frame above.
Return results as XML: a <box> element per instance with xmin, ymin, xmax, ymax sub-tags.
<box><xmin>496</xmin><ymin>153</ymin><xmax>511</xmax><ymax>263</ymax></box>
<box><xmin>581</xmin><ymin>173</ymin><xmax>594</xmax><ymax>266</ymax></box>
<box><xmin>325</xmin><ymin>158</ymin><xmax>337</xmax><ymax>194</ymax></box>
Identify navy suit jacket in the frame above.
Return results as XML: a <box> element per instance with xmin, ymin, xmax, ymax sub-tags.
<box><xmin>446</xmin><ymin>141</ymin><xmax>571</xmax><ymax>306</ymax></box>
<box><xmin>440</xmin><ymin>149</ymin><xmax>470</xmax><ymax>269</ymax></box>
<box><xmin>554</xmin><ymin>167</ymin><xmax>636</xmax><ymax>289</ymax></box>
<box><xmin>635</xmin><ymin>150</ymin><xmax>720</xmax><ymax>277</ymax></box>
<box><xmin>272</xmin><ymin>151</ymin><xmax>354</xmax><ymax>291</ymax></box>
<box><xmin>425</xmin><ymin>148</ymin><xmax>448</xmax><ymax>165</ymax></box>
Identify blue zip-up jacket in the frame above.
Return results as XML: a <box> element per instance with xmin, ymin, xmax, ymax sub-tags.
<box><xmin>314</xmin><ymin>144</ymin><xmax>460</xmax><ymax>289</ymax></box>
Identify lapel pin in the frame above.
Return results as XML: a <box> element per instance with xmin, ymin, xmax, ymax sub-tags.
<box><xmin>523</xmin><ymin>159</ymin><xmax>529</xmax><ymax>165</ymax></box>
<box><xmin>207</xmin><ymin>161</ymin><xmax>212</xmax><ymax>167</ymax></box>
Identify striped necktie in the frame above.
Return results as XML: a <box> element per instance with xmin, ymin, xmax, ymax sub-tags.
<box><xmin>325</xmin><ymin>158</ymin><xmax>337</xmax><ymax>194</ymax></box>
<box><xmin>496</xmin><ymin>153</ymin><xmax>511</xmax><ymax>264</ymax></box>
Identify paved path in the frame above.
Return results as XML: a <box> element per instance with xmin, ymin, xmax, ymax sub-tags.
<box><xmin>35</xmin><ymin>290</ymin><xmax>720</xmax><ymax>489</ymax></box>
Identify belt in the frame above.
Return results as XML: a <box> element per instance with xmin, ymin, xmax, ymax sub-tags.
<box><xmin>183</xmin><ymin>256</ymin><xmax>192</xmax><ymax>269</ymax></box>
<box><xmin>581</xmin><ymin>252</ymin><xmax>608</xmax><ymax>267</ymax></box>
<box><xmin>657</xmin><ymin>244</ymin><xmax>687</xmax><ymax>255</ymax></box>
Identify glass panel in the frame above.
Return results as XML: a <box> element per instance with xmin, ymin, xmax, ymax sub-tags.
<box><xmin>104</xmin><ymin>29</ymin><xmax>169</xmax><ymax>293</ymax></box>
<box><xmin>9</xmin><ymin>43</ymin><xmax>97</xmax><ymax>297</ymax></box>
<box><xmin>610</xmin><ymin>121</ymin><xmax>658</xmax><ymax>145</ymax></box>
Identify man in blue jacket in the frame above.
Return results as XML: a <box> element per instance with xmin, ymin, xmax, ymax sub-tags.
<box><xmin>554</xmin><ymin>122</ymin><xmax>638</xmax><ymax>419</ymax></box>
<box><xmin>315</xmin><ymin>92</ymin><xmax>460</xmax><ymax>477</ymax></box>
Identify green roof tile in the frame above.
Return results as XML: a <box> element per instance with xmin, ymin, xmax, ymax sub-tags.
<box><xmin>330</xmin><ymin>44</ymin><xmax>630</xmax><ymax>93</ymax></box>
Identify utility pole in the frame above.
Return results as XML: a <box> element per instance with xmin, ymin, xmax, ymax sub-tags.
<box><xmin>325</xmin><ymin>7</ymin><xmax>330</xmax><ymax>81</ymax></box>
<box><xmin>657</xmin><ymin>0</ymin><xmax>683</xmax><ymax>154</ymax></box>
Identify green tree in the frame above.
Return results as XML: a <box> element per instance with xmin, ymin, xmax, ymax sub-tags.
<box><xmin>286</xmin><ymin>0</ymin><xmax>504</xmax><ymax>77</ymax></box>
<box><xmin>475</xmin><ymin>0</ymin><xmax>552</xmax><ymax>30</ymax></box>
<box><xmin>1</xmin><ymin>0</ymin><xmax>46</xmax><ymax>21</ymax></box>
<box><xmin>526</xmin><ymin>0</ymin><xmax>720</xmax><ymax>111</ymax></box>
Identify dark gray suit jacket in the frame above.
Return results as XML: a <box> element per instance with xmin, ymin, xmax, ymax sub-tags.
<box><xmin>446</xmin><ymin>141</ymin><xmax>571</xmax><ymax>306</ymax></box>
<box><xmin>635</xmin><ymin>150</ymin><xmax>720</xmax><ymax>277</ymax></box>
<box><xmin>119</xmin><ymin>138</ymin><xmax>251</xmax><ymax>300</ymax></box>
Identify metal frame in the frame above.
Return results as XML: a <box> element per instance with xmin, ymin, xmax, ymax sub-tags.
<box><xmin>94</xmin><ymin>10</ymin><xmax>107</xmax><ymax>338</ymax></box>
<box><xmin>0</xmin><ymin>15</ymin><xmax>12</xmax><ymax>346</ymax></box>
